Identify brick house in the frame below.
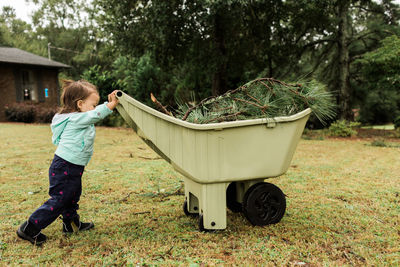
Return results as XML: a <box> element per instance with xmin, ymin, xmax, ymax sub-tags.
<box><xmin>0</xmin><ymin>47</ymin><xmax>69</xmax><ymax>121</ymax></box>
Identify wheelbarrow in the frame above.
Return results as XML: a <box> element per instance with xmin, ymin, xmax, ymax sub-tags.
<box><xmin>115</xmin><ymin>91</ymin><xmax>311</xmax><ymax>231</ymax></box>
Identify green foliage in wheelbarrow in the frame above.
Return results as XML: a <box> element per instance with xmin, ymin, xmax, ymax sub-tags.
<box><xmin>175</xmin><ymin>78</ymin><xmax>336</xmax><ymax>125</ymax></box>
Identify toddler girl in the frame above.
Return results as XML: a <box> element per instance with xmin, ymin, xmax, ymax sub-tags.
<box><xmin>17</xmin><ymin>79</ymin><xmax>119</xmax><ymax>245</ymax></box>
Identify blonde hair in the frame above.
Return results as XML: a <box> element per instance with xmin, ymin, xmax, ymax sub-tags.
<box><xmin>59</xmin><ymin>79</ymin><xmax>98</xmax><ymax>114</ymax></box>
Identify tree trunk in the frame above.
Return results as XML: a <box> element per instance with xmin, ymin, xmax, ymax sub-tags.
<box><xmin>337</xmin><ymin>1</ymin><xmax>353</xmax><ymax>120</ymax></box>
<box><xmin>211</xmin><ymin>9</ymin><xmax>227</xmax><ymax>96</ymax></box>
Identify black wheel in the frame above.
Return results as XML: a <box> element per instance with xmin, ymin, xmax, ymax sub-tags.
<box><xmin>183</xmin><ymin>200</ymin><xmax>198</xmax><ymax>217</ymax></box>
<box><xmin>242</xmin><ymin>182</ymin><xmax>286</xmax><ymax>226</ymax></box>
<box><xmin>226</xmin><ymin>182</ymin><xmax>242</xmax><ymax>212</ymax></box>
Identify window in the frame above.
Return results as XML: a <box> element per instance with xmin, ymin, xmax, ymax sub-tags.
<box><xmin>21</xmin><ymin>70</ymin><xmax>38</xmax><ymax>101</ymax></box>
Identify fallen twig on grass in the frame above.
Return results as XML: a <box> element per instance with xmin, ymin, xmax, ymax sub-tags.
<box><xmin>139</xmin><ymin>184</ymin><xmax>185</xmax><ymax>199</ymax></box>
<box><xmin>138</xmin><ymin>155</ymin><xmax>162</xmax><ymax>160</ymax></box>
<box><xmin>28</xmin><ymin>187</ymin><xmax>42</xmax><ymax>195</ymax></box>
<box><xmin>152</xmin><ymin>246</ymin><xmax>174</xmax><ymax>260</ymax></box>
<box><xmin>166</xmin><ymin>184</ymin><xmax>184</xmax><ymax>196</ymax></box>
<box><xmin>132</xmin><ymin>211</ymin><xmax>150</xmax><ymax>215</ymax></box>
<box><xmin>115</xmin><ymin>192</ymin><xmax>135</xmax><ymax>203</ymax></box>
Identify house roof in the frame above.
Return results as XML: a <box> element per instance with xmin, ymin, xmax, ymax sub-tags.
<box><xmin>0</xmin><ymin>47</ymin><xmax>70</xmax><ymax>69</ymax></box>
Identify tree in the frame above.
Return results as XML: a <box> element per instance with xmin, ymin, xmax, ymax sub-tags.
<box><xmin>95</xmin><ymin>0</ymin><xmax>306</xmax><ymax>100</ymax></box>
<box><xmin>355</xmin><ymin>35</ymin><xmax>400</xmax><ymax>123</ymax></box>
<box><xmin>288</xmin><ymin>0</ymin><xmax>400</xmax><ymax>120</ymax></box>
<box><xmin>95</xmin><ymin>0</ymin><xmax>399</xmax><ymax>116</ymax></box>
<box><xmin>0</xmin><ymin>6</ymin><xmax>45</xmax><ymax>55</ymax></box>
<box><xmin>28</xmin><ymin>0</ymin><xmax>115</xmax><ymax>78</ymax></box>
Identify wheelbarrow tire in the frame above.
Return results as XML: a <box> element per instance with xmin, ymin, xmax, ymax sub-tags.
<box><xmin>226</xmin><ymin>182</ymin><xmax>242</xmax><ymax>213</ymax></box>
<box><xmin>242</xmin><ymin>182</ymin><xmax>286</xmax><ymax>226</ymax></box>
<box><xmin>183</xmin><ymin>200</ymin><xmax>198</xmax><ymax>217</ymax></box>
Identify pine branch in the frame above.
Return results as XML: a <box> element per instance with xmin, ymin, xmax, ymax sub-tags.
<box><xmin>150</xmin><ymin>93</ymin><xmax>173</xmax><ymax>117</ymax></box>
<box><xmin>204</xmin><ymin>112</ymin><xmax>243</xmax><ymax>123</ymax></box>
<box><xmin>244</xmin><ymin>91</ymin><xmax>263</xmax><ymax>105</ymax></box>
<box><xmin>232</xmin><ymin>97</ymin><xmax>267</xmax><ymax>111</ymax></box>
<box><xmin>182</xmin><ymin>86</ymin><xmax>243</xmax><ymax>121</ymax></box>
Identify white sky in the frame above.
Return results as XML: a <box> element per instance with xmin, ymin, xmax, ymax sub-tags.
<box><xmin>0</xmin><ymin>0</ymin><xmax>37</xmax><ymax>23</ymax></box>
<box><xmin>1</xmin><ymin>0</ymin><xmax>400</xmax><ymax>24</ymax></box>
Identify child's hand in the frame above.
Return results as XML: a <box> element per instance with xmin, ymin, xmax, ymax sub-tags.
<box><xmin>106</xmin><ymin>90</ymin><xmax>119</xmax><ymax>110</ymax></box>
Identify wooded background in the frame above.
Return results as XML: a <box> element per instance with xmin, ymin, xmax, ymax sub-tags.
<box><xmin>1</xmin><ymin>0</ymin><xmax>400</xmax><ymax>125</ymax></box>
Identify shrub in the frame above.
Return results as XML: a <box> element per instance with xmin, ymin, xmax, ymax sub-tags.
<box><xmin>112</xmin><ymin>54</ymin><xmax>166</xmax><ymax>106</ymax></box>
<box><xmin>36</xmin><ymin>106</ymin><xmax>58</xmax><ymax>123</ymax></box>
<box><xmin>5</xmin><ymin>103</ymin><xmax>36</xmax><ymax>123</ymax></box>
<box><xmin>81</xmin><ymin>65</ymin><xmax>122</xmax><ymax>104</ymax></box>
<box><xmin>4</xmin><ymin>103</ymin><xmax>57</xmax><ymax>123</ymax></box>
<box><xmin>328</xmin><ymin>120</ymin><xmax>361</xmax><ymax>137</ymax></box>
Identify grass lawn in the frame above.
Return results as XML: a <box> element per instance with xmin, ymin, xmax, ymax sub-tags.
<box><xmin>361</xmin><ymin>124</ymin><xmax>395</xmax><ymax>130</ymax></box>
<box><xmin>0</xmin><ymin>123</ymin><xmax>399</xmax><ymax>266</ymax></box>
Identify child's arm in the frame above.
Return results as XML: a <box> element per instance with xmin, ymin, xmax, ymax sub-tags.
<box><xmin>70</xmin><ymin>91</ymin><xmax>119</xmax><ymax>126</ymax></box>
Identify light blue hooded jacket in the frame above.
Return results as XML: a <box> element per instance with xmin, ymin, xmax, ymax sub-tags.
<box><xmin>51</xmin><ymin>103</ymin><xmax>113</xmax><ymax>166</ymax></box>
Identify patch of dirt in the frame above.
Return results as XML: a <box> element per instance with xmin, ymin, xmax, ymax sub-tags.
<box><xmin>356</xmin><ymin>128</ymin><xmax>398</xmax><ymax>138</ymax></box>
<box><xmin>304</xmin><ymin>128</ymin><xmax>400</xmax><ymax>142</ymax></box>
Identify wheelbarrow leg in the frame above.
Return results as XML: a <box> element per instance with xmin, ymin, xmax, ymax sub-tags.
<box><xmin>183</xmin><ymin>178</ymin><xmax>227</xmax><ymax>231</ymax></box>
<box><xmin>184</xmin><ymin>178</ymin><xmax>200</xmax><ymax>215</ymax></box>
<box><xmin>200</xmin><ymin>183</ymin><xmax>227</xmax><ymax>230</ymax></box>
<box><xmin>183</xmin><ymin>192</ymin><xmax>199</xmax><ymax>215</ymax></box>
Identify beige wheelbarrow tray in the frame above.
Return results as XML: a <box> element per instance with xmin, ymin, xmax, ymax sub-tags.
<box><xmin>115</xmin><ymin>91</ymin><xmax>311</xmax><ymax>231</ymax></box>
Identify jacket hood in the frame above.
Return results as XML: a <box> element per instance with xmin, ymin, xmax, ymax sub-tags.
<box><xmin>51</xmin><ymin>113</ymin><xmax>76</xmax><ymax>145</ymax></box>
